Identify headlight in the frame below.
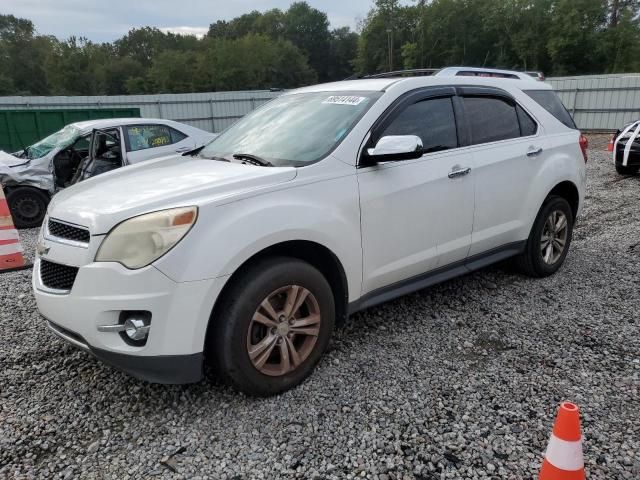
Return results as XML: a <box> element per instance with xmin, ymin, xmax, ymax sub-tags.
<box><xmin>95</xmin><ymin>207</ymin><xmax>198</xmax><ymax>269</ymax></box>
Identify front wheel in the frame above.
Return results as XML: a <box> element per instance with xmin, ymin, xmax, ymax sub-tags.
<box><xmin>615</xmin><ymin>163</ymin><xmax>639</xmax><ymax>175</ymax></box>
<box><xmin>6</xmin><ymin>187</ymin><xmax>50</xmax><ymax>228</ymax></box>
<box><xmin>515</xmin><ymin>196</ymin><xmax>574</xmax><ymax>278</ymax></box>
<box><xmin>208</xmin><ymin>257</ymin><xmax>335</xmax><ymax>396</ymax></box>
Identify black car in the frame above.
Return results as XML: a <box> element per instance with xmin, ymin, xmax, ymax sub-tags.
<box><xmin>612</xmin><ymin>121</ymin><xmax>640</xmax><ymax>175</ymax></box>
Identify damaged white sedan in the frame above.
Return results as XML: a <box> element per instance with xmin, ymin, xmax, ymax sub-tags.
<box><xmin>0</xmin><ymin>118</ymin><xmax>216</xmax><ymax>227</ymax></box>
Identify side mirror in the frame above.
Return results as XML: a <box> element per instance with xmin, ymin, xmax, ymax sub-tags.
<box><xmin>365</xmin><ymin>135</ymin><xmax>424</xmax><ymax>163</ymax></box>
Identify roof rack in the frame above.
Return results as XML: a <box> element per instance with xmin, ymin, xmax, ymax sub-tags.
<box><xmin>345</xmin><ymin>67</ymin><xmax>544</xmax><ymax>82</ymax></box>
<box><xmin>343</xmin><ymin>69</ymin><xmax>439</xmax><ymax>81</ymax></box>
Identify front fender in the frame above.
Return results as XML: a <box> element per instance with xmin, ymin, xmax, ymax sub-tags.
<box><xmin>0</xmin><ymin>156</ymin><xmax>55</xmax><ymax>193</ymax></box>
<box><xmin>153</xmin><ymin>174</ymin><xmax>363</xmax><ymax>302</ymax></box>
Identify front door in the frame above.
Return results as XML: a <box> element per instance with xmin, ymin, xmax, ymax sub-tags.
<box><xmin>357</xmin><ymin>92</ymin><xmax>475</xmax><ymax>295</ymax></box>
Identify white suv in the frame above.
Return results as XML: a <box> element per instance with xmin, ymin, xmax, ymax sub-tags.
<box><xmin>33</xmin><ymin>75</ymin><xmax>587</xmax><ymax>395</ymax></box>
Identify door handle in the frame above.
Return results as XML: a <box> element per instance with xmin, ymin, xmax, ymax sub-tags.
<box><xmin>526</xmin><ymin>147</ymin><xmax>543</xmax><ymax>157</ymax></box>
<box><xmin>448</xmin><ymin>167</ymin><xmax>471</xmax><ymax>179</ymax></box>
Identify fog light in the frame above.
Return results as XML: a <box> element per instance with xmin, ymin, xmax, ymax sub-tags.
<box><xmin>123</xmin><ymin>314</ymin><xmax>150</xmax><ymax>341</ymax></box>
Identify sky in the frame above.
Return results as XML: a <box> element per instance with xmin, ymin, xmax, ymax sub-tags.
<box><xmin>2</xmin><ymin>0</ymin><xmax>383</xmax><ymax>42</ymax></box>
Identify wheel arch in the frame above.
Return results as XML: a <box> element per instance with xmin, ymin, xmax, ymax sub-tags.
<box><xmin>547</xmin><ymin>180</ymin><xmax>580</xmax><ymax>219</ymax></box>
<box><xmin>204</xmin><ymin>240</ymin><xmax>349</xmax><ymax>357</ymax></box>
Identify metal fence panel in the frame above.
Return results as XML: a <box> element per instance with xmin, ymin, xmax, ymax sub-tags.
<box><xmin>3</xmin><ymin>76</ymin><xmax>640</xmax><ymax>132</ymax></box>
<box><xmin>0</xmin><ymin>90</ymin><xmax>283</xmax><ymax>135</ymax></box>
<box><xmin>547</xmin><ymin>74</ymin><xmax>640</xmax><ymax>130</ymax></box>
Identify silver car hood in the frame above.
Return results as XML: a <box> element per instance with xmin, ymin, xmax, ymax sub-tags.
<box><xmin>0</xmin><ymin>151</ymin><xmax>54</xmax><ymax>192</ymax></box>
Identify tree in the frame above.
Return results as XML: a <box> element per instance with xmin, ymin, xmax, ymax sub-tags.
<box><xmin>196</xmin><ymin>34</ymin><xmax>316</xmax><ymax>91</ymax></box>
<box><xmin>328</xmin><ymin>27</ymin><xmax>359</xmax><ymax>80</ymax></box>
<box><xmin>283</xmin><ymin>2</ymin><xmax>331</xmax><ymax>81</ymax></box>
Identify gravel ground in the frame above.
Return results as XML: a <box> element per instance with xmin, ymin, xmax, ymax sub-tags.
<box><xmin>1</xmin><ymin>141</ymin><xmax>639</xmax><ymax>479</ymax></box>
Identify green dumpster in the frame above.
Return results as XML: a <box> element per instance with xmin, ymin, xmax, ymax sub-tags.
<box><xmin>0</xmin><ymin>108</ymin><xmax>140</xmax><ymax>152</ymax></box>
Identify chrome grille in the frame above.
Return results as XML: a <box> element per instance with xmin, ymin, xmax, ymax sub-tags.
<box><xmin>48</xmin><ymin>219</ymin><xmax>90</xmax><ymax>244</ymax></box>
<box><xmin>40</xmin><ymin>260</ymin><xmax>79</xmax><ymax>291</ymax></box>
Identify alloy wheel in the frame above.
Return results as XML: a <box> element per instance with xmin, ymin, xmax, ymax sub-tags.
<box><xmin>540</xmin><ymin>210</ymin><xmax>568</xmax><ymax>265</ymax></box>
<box><xmin>246</xmin><ymin>285</ymin><xmax>321</xmax><ymax>377</ymax></box>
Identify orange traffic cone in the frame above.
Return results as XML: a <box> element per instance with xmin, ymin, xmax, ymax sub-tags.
<box><xmin>607</xmin><ymin>135</ymin><xmax>615</xmax><ymax>152</ymax></box>
<box><xmin>0</xmin><ymin>186</ymin><xmax>29</xmax><ymax>272</ymax></box>
<box><xmin>539</xmin><ymin>401</ymin><xmax>585</xmax><ymax>480</ymax></box>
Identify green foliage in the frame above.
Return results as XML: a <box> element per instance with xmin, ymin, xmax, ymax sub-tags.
<box><xmin>0</xmin><ymin>2</ymin><xmax>355</xmax><ymax>95</ymax></box>
<box><xmin>1</xmin><ymin>0</ymin><xmax>639</xmax><ymax>96</ymax></box>
<box><xmin>357</xmin><ymin>0</ymin><xmax>640</xmax><ymax>75</ymax></box>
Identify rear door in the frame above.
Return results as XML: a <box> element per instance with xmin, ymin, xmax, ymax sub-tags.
<box><xmin>124</xmin><ymin>124</ymin><xmax>195</xmax><ymax>164</ymax></box>
<box><xmin>458</xmin><ymin>88</ymin><xmax>546</xmax><ymax>256</ymax></box>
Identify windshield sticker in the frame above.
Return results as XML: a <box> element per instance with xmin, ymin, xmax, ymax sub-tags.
<box><xmin>323</xmin><ymin>96</ymin><xmax>367</xmax><ymax>106</ymax></box>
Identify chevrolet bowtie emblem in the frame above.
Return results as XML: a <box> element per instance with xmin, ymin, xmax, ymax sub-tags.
<box><xmin>36</xmin><ymin>242</ymin><xmax>50</xmax><ymax>256</ymax></box>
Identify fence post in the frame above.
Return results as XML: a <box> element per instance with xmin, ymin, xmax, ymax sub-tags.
<box><xmin>157</xmin><ymin>100</ymin><xmax>163</xmax><ymax>118</ymax></box>
<box><xmin>572</xmin><ymin>87</ymin><xmax>579</xmax><ymax>117</ymax></box>
<box><xmin>209</xmin><ymin>99</ymin><xmax>216</xmax><ymax>132</ymax></box>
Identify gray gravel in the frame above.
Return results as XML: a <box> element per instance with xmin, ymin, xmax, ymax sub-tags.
<box><xmin>1</xmin><ymin>142</ymin><xmax>639</xmax><ymax>479</ymax></box>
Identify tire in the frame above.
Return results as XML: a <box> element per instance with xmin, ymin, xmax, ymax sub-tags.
<box><xmin>6</xmin><ymin>187</ymin><xmax>50</xmax><ymax>229</ymax></box>
<box><xmin>515</xmin><ymin>196</ymin><xmax>574</xmax><ymax>278</ymax></box>
<box><xmin>208</xmin><ymin>256</ymin><xmax>335</xmax><ymax>396</ymax></box>
<box><xmin>615</xmin><ymin>163</ymin><xmax>640</xmax><ymax>175</ymax></box>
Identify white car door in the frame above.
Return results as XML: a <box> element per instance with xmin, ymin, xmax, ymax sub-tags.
<box><xmin>458</xmin><ymin>89</ymin><xmax>545</xmax><ymax>256</ymax></box>
<box><xmin>357</xmin><ymin>89</ymin><xmax>475</xmax><ymax>296</ymax></box>
<box><xmin>124</xmin><ymin>124</ymin><xmax>196</xmax><ymax>164</ymax></box>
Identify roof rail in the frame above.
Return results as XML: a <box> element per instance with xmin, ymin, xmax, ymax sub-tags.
<box><xmin>344</xmin><ymin>69</ymin><xmax>439</xmax><ymax>81</ymax></box>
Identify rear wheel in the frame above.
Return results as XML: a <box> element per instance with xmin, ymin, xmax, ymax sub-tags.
<box><xmin>6</xmin><ymin>187</ymin><xmax>50</xmax><ymax>228</ymax></box>
<box><xmin>615</xmin><ymin>163</ymin><xmax>639</xmax><ymax>175</ymax></box>
<box><xmin>515</xmin><ymin>196</ymin><xmax>574</xmax><ymax>277</ymax></box>
<box><xmin>208</xmin><ymin>257</ymin><xmax>335</xmax><ymax>396</ymax></box>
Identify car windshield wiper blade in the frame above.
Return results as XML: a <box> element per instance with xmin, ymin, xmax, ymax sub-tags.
<box><xmin>198</xmin><ymin>152</ymin><xmax>230</xmax><ymax>162</ymax></box>
<box><xmin>184</xmin><ymin>145</ymin><xmax>205</xmax><ymax>156</ymax></box>
<box><xmin>232</xmin><ymin>153</ymin><xmax>273</xmax><ymax>167</ymax></box>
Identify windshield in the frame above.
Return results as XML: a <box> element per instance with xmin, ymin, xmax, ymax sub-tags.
<box><xmin>199</xmin><ymin>91</ymin><xmax>381</xmax><ymax>166</ymax></box>
<box><xmin>27</xmin><ymin>124</ymin><xmax>81</xmax><ymax>159</ymax></box>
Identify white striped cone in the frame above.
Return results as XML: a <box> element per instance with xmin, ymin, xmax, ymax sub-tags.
<box><xmin>539</xmin><ymin>402</ymin><xmax>585</xmax><ymax>480</ymax></box>
<box><xmin>0</xmin><ymin>186</ymin><xmax>28</xmax><ymax>272</ymax></box>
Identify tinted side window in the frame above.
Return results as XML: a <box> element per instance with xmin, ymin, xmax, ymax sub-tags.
<box><xmin>524</xmin><ymin>90</ymin><xmax>577</xmax><ymax>129</ymax></box>
<box><xmin>126</xmin><ymin>125</ymin><xmax>175</xmax><ymax>152</ymax></box>
<box><xmin>170</xmin><ymin>127</ymin><xmax>187</xmax><ymax>143</ymax></box>
<box><xmin>463</xmin><ymin>96</ymin><xmax>520</xmax><ymax>145</ymax></box>
<box><xmin>516</xmin><ymin>105</ymin><xmax>538</xmax><ymax>136</ymax></box>
<box><xmin>381</xmin><ymin>97</ymin><xmax>458</xmax><ymax>153</ymax></box>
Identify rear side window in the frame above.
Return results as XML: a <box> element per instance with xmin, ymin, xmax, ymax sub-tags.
<box><xmin>516</xmin><ymin>105</ymin><xmax>538</xmax><ymax>136</ymax></box>
<box><xmin>170</xmin><ymin>128</ymin><xmax>187</xmax><ymax>143</ymax></box>
<box><xmin>463</xmin><ymin>96</ymin><xmax>521</xmax><ymax>145</ymax></box>
<box><xmin>126</xmin><ymin>124</ymin><xmax>186</xmax><ymax>152</ymax></box>
<box><xmin>381</xmin><ymin>97</ymin><xmax>458</xmax><ymax>153</ymax></box>
<box><xmin>524</xmin><ymin>90</ymin><xmax>577</xmax><ymax>129</ymax></box>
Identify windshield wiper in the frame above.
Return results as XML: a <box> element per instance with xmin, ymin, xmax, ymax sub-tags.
<box><xmin>198</xmin><ymin>153</ymin><xmax>230</xmax><ymax>162</ymax></box>
<box><xmin>232</xmin><ymin>153</ymin><xmax>273</xmax><ymax>167</ymax></box>
<box><xmin>184</xmin><ymin>145</ymin><xmax>205</xmax><ymax>156</ymax></box>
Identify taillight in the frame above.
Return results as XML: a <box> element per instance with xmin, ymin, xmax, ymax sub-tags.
<box><xmin>579</xmin><ymin>134</ymin><xmax>588</xmax><ymax>163</ymax></box>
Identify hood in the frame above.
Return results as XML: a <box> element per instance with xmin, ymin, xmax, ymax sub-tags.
<box><xmin>0</xmin><ymin>150</ymin><xmax>28</xmax><ymax>168</ymax></box>
<box><xmin>48</xmin><ymin>154</ymin><xmax>297</xmax><ymax>234</ymax></box>
<box><xmin>0</xmin><ymin>151</ymin><xmax>54</xmax><ymax>191</ymax></box>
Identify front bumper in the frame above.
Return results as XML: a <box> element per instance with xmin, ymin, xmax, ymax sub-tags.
<box><xmin>33</xmin><ymin>254</ymin><xmax>226</xmax><ymax>384</ymax></box>
<box><xmin>46</xmin><ymin>319</ymin><xmax>203</xmax><ymax>383</ymax></box>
